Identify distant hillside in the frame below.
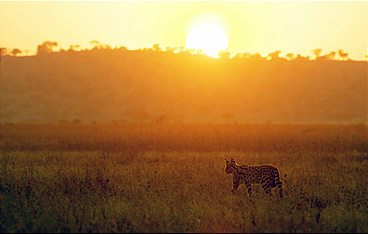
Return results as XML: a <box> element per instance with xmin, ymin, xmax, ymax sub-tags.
<box><xmin>1</xmin><ymin>49</ymin><xmax>367</xmax><ymax>123</ymax></box>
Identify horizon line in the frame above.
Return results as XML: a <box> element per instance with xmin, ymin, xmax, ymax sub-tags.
<box><xmin>1</xmin><ymin>41</ymin><xmax>367</xmax><ymax>62</ymax></box>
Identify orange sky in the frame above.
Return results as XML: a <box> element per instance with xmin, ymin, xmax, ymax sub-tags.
<box><xmin>0</xmin><ymin>1</ymin><xmax>367</xmax><ymax>60</ymax></box>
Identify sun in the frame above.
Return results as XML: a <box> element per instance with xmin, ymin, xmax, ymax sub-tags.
<box><xmin>186</xmin><ymin>20</ymin><xmax>228</xmax><ymax>58</ymax></box>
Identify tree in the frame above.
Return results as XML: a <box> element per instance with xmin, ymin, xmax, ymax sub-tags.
<box><xmin>267</xmin><ymin>50</ymin><xmax>282</xmax><ymax>61</ymax></box>
<box><xmin>68</xmin><ymin>45</ymin><xmax>81</xmax><ymax>52</ymax></box>
<box><xmin>118</xmin><ymin>46</ymin><xmax>128</xmax><ymax>51</ymax></box>
<box><xmin>312</xmin><ymin>49</ymin><xmax>322</xmax><ymax>59</ymax></box>
<box><xmin>338</xmin><ymin>49</ymin><xmax>349</xmax><ymax>61</ymax></box>
<box><xmin>286</xmin><ymin>53</ymin><xmax>295</xmax><ymax>60</ymax></box>
<box><xmin>37</xmin><ymin>41</ymin><xmax>58</xmax><ymax>55</ymax></box>
<box><xmin>295</xmin><ymin>54</ymin><xmax>309</xmax><ymax>61</ymax></box>
<box><xmin>233</xmin><ymin>52</ymin><xmax>251</xmax><ymax>59</ymax></box>
<box><xmin>90</xmin><ymin>40</ymin><xmax>100</xmax><ymax>48</ymax></box>
<box><xmin>152</xmin><ymin>44</ymin><xmax>161</xmax><ymax>52</ymax></box>
<box><xmin>0</xmin><ymin>48</ymin><xmax>8</xmax><ymax>57</ymax></box>
<box><xmin>326</xmin><ymin>51</ymin><xmax>336</xmax><ymax>60</ymax></box>
<box><xmin>11</xmin><ymin>48</ymin><xmax>22</xmax><ymax>57</ymax></box>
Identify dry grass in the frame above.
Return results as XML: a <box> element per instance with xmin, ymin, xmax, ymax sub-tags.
<box><xmin>0</xmin><ymin>124</ymin><xmax>367</xmax><ymax>232</ymax></box>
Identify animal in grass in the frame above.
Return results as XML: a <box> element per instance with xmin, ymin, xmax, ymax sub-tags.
<box><xmin>225</xmin><ymin>159</ymin><xmax>283</xmax><ymax>198</ymax></box>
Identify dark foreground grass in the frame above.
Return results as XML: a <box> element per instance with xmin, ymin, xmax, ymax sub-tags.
<box><xmin>0</xmin><ymin>124</ymin><xmax>367</xmax><ymax>232</ymax></box>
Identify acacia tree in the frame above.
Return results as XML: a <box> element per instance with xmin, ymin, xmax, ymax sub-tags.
<box><xmin>338</xmin><ymin>49</ymin><xmax>349</xmax><ymax>61</ymax></box>
<box><xmin>267</xmin><ymin>50</ymin><xmax>282</xmax><ymax>61</ymax></box>
<box><xmin>286</xmin><ymin>53</ymin><xmax>295</xmax><ymax>60</ymax></box>
<box><xmin>312</xmin><ymin>49</ymin><xmax>322</xmax><ymax>60</ymax></box>
<box><xmin>152</xmin><ymin>44</ymin><xmax>161</xmax><ymax>52</ymax></box>
<box><xmin>37</xmin><ymin>41</ymin><xmax>58</xmax><ymax>55</ymax></box>
<box><xmin>90</xmin><ymin>40</ymin><xmax>101</xmax><ymax>49</ymax></box>
<box><xmin>326</xmin><ymin>51</ymin><xmax>336</xmax><ymax>60</ymax></box>
<box><xmin>11</xmin><ymin>48</ymin><xmax>22</xmax><ymax>57</ymax></box>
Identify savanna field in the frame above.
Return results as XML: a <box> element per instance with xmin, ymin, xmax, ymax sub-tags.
<box><xmin>1</xmin><ymin>123</ymin><xmax>367</xmax><ymax>233</ymax></box>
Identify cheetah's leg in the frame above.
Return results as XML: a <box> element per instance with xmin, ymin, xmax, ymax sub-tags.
<box><xmin>246</xmin><ymin>183</ymin><xmax>252</xmax><ymax>197</ymax></box>
<box><xmin>262</xmin><ymin>183</ymin><xmax>272</xmax><ymax>196</ymax></box>
<box><xmin>275</xmin><ymin>181</ymin><xmax>283</xmax><ymax>198</ymax></box>
<box><xmin>231</xmin><ymin>176</ymin><xmax>240</xmax><ymax>193</ymax></box>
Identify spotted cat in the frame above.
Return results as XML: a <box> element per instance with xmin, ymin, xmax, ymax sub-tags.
<box><xmin>225</xmin><ymin>159</ymin><xmax>283</xmax><ymax>197</ymax></box>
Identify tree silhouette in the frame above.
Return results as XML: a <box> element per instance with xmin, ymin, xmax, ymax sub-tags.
<box><xmin>11</xmin><ymin>48</ymin><xmax>22</xmax><ymax>57</ymax></box>
<box><xmin>326</xmin><ymin>51</ymin><xmax>336</xmax><ymax>60</ymax></box>
<box><xmin>267</xmin><ymin>50</ymin><xmax>282</xmax><ymax>61</ymax></box>
<box><xmin>37</xmin><ymin>41</ymin><xmax>58</xmax><ymax>55</ymax></box>
<box><xmin>312</xmin><ymin>49</ymin><xmax>322</xmax><ymax>59</ymax></box>
<box><xmin>233</xmin><ymin>52</ymin><xmax>251</xmax><ymax>59</ymax></box>
<box><xmin>0</xmin><ymin>48</ymin><xmax>8</xmax><ymax>56</ymax></box>
<box><xmin>152</xmin><ymin>44</ymin><xmax>161</xmax><ymax>52</ymax></box>
<box><xmin>286</xmin><ymin>53</ymin><xmax>295</xmax><ymax>61</ymax></box>
<box><xmin>90</xmin><ymin>40</ymin><xmax>101</xmax><ymax>49</ymax></box>
<box><xmin>68</xmin><ymin>45</ymin><xmax>81</xmax><ymax>52</ymax></box>
<box><xmin>4</xmin><ymin>39</ymin><xmax>356</xmax><ymax>62</ymax></box>
<box><xmin>89</xmin><ymin>40</ymin><xmax>112</xmax><ymax>50</ymax></box>
<box><xmin>338</xmin><ymin>49</ymin><xmax>349</xmax><ymax>61</ymax></box>
<box><xmin>295</xmin><ymin>54</ymin><xmax>309</xmax><ymax>61</ymax></box>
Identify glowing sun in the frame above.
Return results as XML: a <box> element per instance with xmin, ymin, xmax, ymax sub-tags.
<box><xmin>186</xmin><ymin>20</ymin><xmax>228</xmax><ymax>58</ymax></box>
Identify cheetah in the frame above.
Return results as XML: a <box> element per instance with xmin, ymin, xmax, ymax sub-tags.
<box><xmin>225</xmin><ymin>158</ymin><xmax>283</xmax><ymax>198</ymax></box>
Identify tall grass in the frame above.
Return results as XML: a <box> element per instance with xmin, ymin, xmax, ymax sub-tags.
<box><xmin>0</xmin><ymin>124</ymin><xmax>367</xmax><ymax>232</ymax></box>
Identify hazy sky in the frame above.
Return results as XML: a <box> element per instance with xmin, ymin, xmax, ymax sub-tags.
<box><xmin>0</xmin><ymin>1</ymin><xmax>367</xmax><ymax>59</ymax></box>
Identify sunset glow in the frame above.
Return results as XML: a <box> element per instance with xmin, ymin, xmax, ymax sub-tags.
<box><xmin>186</xmin><ymin>21</ymin><xmax>228</xmax><ymax>58</ymax></box>
<box><xmin>0</xmin><ymin>2</ymin><xmax>367</xmax><ymax>59</ymax></box>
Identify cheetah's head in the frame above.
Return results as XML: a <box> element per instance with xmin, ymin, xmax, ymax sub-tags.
<box><xmin>225</xmin><ymin>159</ymin><xmax>231</xmax><ymax>174</ymax></box>
<box><xmin>225</xmin><ymin>158</ymin><xmax>236</xmax><ymax>174</ymax></box>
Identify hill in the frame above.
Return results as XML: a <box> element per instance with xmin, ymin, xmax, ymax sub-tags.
<box><xmin>1</xmin><ymin>49</ymin><xmax>367</xmax><ymax>123</ymax></box>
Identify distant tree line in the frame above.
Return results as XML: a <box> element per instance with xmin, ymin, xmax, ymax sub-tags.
<box><xmin>0</xmin><ymin>40</ymin><xmax>361</xmax><ymax>61</ymax></box>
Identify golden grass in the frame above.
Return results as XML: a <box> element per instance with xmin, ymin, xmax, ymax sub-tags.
<box><xmin>0</xmin><ymin>124</ymin><xmax>367</xmax><ymax>232</ymax></box>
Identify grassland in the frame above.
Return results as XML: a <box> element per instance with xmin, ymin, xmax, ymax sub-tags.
<box><xmin>0</xmin><ymin>123</ymin><xmax>367</xmax><ymax>232</ymax></box>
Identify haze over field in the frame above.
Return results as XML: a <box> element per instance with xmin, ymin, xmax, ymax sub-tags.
<box><xmin>1</xmin><ymin>45</ymin><xmax>367</xmax><ymax>124</ymax></box>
